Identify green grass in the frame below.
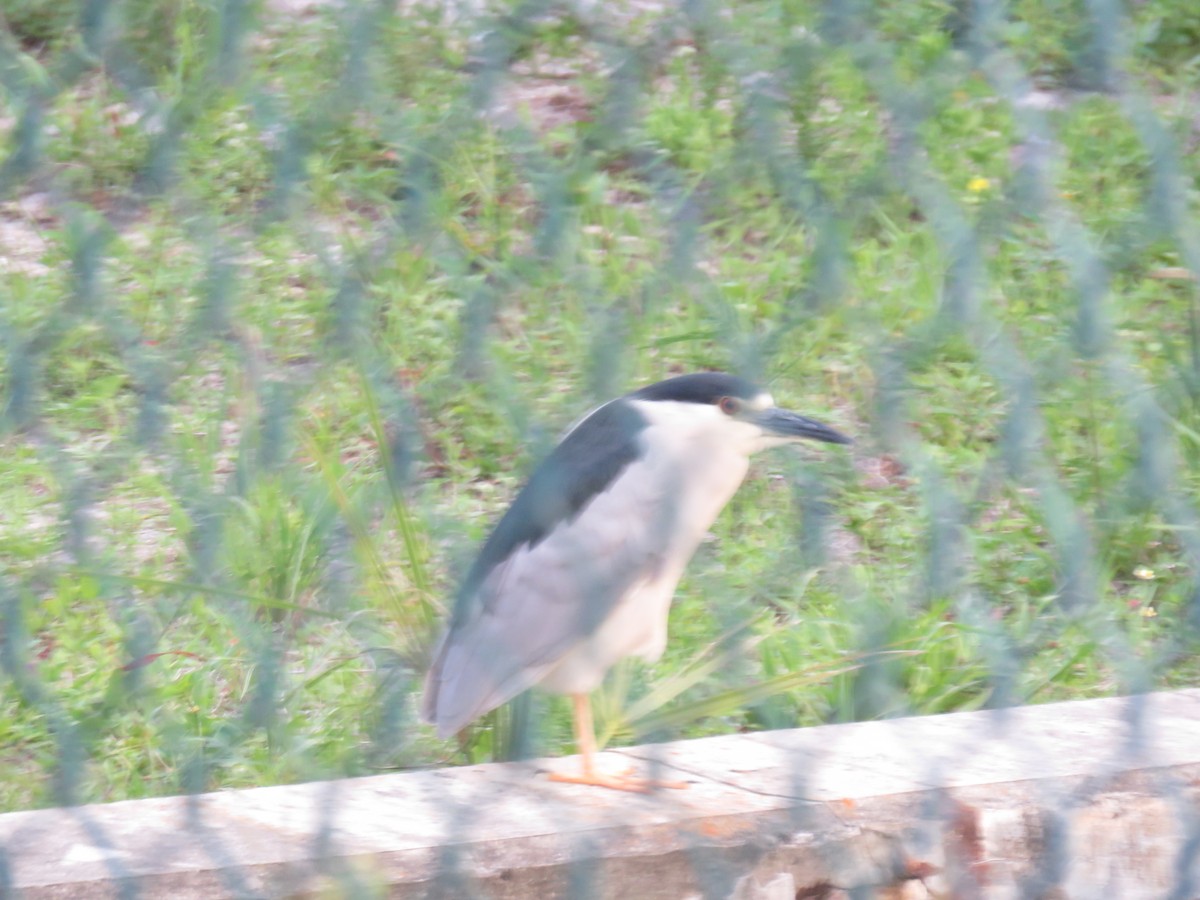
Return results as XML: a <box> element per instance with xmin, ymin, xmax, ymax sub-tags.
<box><xmin>2</xmin><ymin>0</ymin><xmax>1199</xmax><ymax>812</ymax></box>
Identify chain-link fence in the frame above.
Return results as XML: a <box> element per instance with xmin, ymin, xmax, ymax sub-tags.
<box><xmin>2</xmin><ymin>0</ymin><xmax>1200</xmax><ymax>894</ymax></box>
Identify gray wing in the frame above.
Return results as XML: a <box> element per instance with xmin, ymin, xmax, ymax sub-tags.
<box><xmin>422</xmin><ymin>459</ymin><xmax>676</xmax><ymax>737</ymax></box>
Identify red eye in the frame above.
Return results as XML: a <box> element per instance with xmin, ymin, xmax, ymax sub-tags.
<box><xmin>718</xmin><ymin>396</ymin><xmax>739</xmax><ymax>416</ymax></box>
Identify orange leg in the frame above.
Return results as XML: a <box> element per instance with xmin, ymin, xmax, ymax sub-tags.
<box><xmin>547</xmin><ymin>694</ymin><xmax>686</xmax><ymax>792</ymax></box>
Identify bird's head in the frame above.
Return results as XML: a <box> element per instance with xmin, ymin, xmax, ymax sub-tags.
<box><xmin>628</xmin><ymin>372</ymin><xmax>852</xmax><ymax>455</ymax></box>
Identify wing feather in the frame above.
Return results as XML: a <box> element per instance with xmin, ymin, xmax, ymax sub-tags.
<box><xmin>422</xmin><ymin>445</ymin><xmax>676</xmax><ymax>737</ymax></box>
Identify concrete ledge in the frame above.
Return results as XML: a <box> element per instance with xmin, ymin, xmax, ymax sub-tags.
<box><xmin>3</xmin><ymin>690</ymin><xmax>1200</xmax><ymax>898</ymax></box>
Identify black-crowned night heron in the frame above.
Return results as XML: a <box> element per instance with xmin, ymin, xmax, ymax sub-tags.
<box><xmin>422</xmin><ymin>372</ymin><xmax>850</xmax><ymax>791</ymax></box>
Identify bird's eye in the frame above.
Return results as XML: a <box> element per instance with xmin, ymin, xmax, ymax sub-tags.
<box><xmin>718</xmin><ymin>396</ymin><xmax>740</xmax><ymax>416</ymax></box>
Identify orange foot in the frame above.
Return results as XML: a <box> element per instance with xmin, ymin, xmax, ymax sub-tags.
<box><xmin>547</xmin><ymin>768</ymin><xmax>688</xmax><ymax>793</ymax></box>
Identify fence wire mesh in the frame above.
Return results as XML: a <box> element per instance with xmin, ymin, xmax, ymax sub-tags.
<box><xmin>2</xmin><ymin>0</ymin><xmax>1200</xmax><ymax>895</ymax></box>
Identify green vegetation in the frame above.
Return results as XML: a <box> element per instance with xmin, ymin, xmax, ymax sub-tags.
<box><xmin>1</xmin><ymin>0</ymin><xmax>1198</xmax><ymax>812</ymax></box>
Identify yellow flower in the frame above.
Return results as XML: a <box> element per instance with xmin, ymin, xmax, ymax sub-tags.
<box><xmin>967</xmin><ymin>177</ymin><xmax>991</xmax><ymax>193</ymax></box>
<box><xmin>1140</xmin><ymin>606</ymin><xmax>1158</xmax><ymax>618</ymax></box>
<box><xmin>1133</xmin><ymin>566</ymin><xmax>1155</xmax><ymax>580</ymax></box>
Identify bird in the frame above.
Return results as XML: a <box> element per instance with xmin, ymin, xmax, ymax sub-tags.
<box><xmin>422</xmin><ymin>372</ymin><xmax>851</xmax><ymax>791</ymax></box>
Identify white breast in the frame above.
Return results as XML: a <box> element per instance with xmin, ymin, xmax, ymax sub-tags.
<box><xmin>537</xmin><ymin>400</ymin><xmax>755</xmax><ymax>695</ymax></box>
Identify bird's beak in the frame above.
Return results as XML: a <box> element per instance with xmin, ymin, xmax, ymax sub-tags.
<box><xmin>755</xmin><ymin>407</ymin><xmax>852</xmax><ymax>445</ymax></box>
